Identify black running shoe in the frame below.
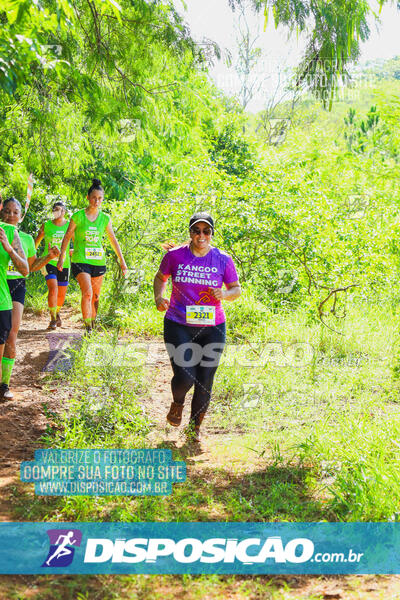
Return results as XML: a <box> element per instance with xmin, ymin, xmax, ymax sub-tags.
<box><xmin>0</xmin><ymin>382</ymin><xmax>13</xmax><ymax>400</ymax></box>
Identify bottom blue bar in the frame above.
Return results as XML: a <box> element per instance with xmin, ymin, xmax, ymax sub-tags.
<box><xmin>0</xmin><ymin>522</ymin><xmax>398</xmax><ymax>574</ymax></box>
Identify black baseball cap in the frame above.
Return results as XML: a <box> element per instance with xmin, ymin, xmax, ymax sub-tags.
<box><xmin>189</xmin><ymin>212</ymin><xmax>214</xmax><ymax>231</ymax></box>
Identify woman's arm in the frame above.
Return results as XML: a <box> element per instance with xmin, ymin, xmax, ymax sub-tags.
<box><xmin>208</xmin><ymin>280</ymin><xmax>241</xmax><ymax>301</ymax></box>
<box><xmin>34</xmin><ymin>224</ymin><xmax>44</xmax><ymax>249</ymax></box>
<box><xmin>0</xmin><ymin>229</ymin><xmax>29</xmax><ymax>277</ymax></box>
<box><xmin>106</xmin><ymin>220</ymin><xmax>128</xmax><ymax>276</ymax></box>
<box><xmin>57</xmin><ymin>220</ymin><xmax>76</xmax><ymax>271</ymax></box>
<box><xmin>28</xmin><ymin>255</ymin><xmax>36</xmax><ymax>271</ymax></box>
<box><xmin>153</xmin><ymin>269</ymin><xmax>170</xmax><ymax>311</ymax></box>
<box><xmin>223</xmin><ymin>280</ymin><xmax>241</xmax><ymax>300</ymax></box>
<box><xmin>30</xmin><ymin>244</ymin><xmax>60</xmax><ymax>272</ymax></box>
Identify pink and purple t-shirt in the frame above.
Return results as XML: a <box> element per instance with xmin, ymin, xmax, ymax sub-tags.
<box><xmin>159</xmin><ymin>244</ymin><xmax>239</xmax><ymax>326</ymax></box>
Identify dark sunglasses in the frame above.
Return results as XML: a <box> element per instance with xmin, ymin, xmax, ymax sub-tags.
<box><xmin>190</xmin><ymin>227</ymin><xmax>213</xmax><ymax>236</ymax></box>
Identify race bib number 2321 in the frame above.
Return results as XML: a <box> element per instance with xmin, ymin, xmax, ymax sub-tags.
<box><xmin>186</xmin><ymin>305</ymin><xmax>216</xmax><ymax>326</ymax></box>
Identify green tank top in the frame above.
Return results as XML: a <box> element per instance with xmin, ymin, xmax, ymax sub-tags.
<box><xmin>0</xmin><ymin>222</ymin><xmax>16</xmax><ymax>310</ymax></box>
<box><xmin>43</xmin><ymin>220</ymin><xmax>70</xmax><ymax>268</ymax></box>
<box><xmin>7</xmin><ymin>231</ymin><xmax>36</xmax><ymax>279</ymax></box>
<box><xmin>71</xmin><ymin>209</ymin><xmax>110</xmax><ymax>266</ymax></box>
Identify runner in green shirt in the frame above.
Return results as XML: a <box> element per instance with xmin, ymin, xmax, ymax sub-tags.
<box><xmin>1</xmin><ymin>197</ymin><xmax>59</xmax><ymax>399</ymax></box>
<box><xmin>35</xmin><ymin>201</ymin><xmax>72</xmax><ymax>329</ymax></box>
<box><xmin>57</xmin><ymin>178</ymin><xmax>127</xmax><ymax>332</ymax></box>
<box><xmin>0</xmin><ymin>198</ymin><xmax>29</xmax><ymax>401</ymax></box>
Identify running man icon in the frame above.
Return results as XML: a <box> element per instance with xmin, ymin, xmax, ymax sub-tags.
<box><xmin>46</xmin><ymin>531</ymin><xmax>76</xmax><ymax>565</ymax></box>
<box><xmin>42</xmin><ymin>528</ymin><xmax>82</xmax><ymax>567</ymax></box>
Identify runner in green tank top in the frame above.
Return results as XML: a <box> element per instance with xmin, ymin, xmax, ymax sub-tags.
<box><xmin>58</xmin><ymin>178</ymin><xmax>127</xmax><ymax>332</ymax></box>
<box><xmin>2</xmin><ymin>197</ymin><xmax>59</xmax><ymax>399</ymax></box>
<box><xmin>0</xmin><ymin>197</ymin><xmax>29</xmax><ymax>401</ymax></box>
<box><xmin>35</xmin><ymin>201</ymin><xmax>72</xmax><ymax>329</ymax></box>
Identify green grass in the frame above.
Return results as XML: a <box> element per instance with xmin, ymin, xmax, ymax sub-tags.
<box><xmin>0</xmin><ymin>573</ymin><xmax>329</xmax><ymax>600</ymax></box>
<box><xmin>208</xmin><ymin>297</ymin><xmax>400</xmax><ymax>523</ymax></box>
<box><xmin>1</xmin><ymin>572</ymin><xmax>396</xmax><ymax>599</ymax></box>
<box><xmin>12</xmin><ymin>294</ymin><xmax>400</xmax><ymax>525</ymax></box>
<box><xmin>41</xmin><ymin>329</ymin><xmax>151</xmax><ymax>448</ymax></box>
<box><xmin>6</xmin><ymin>293</ymin><xmax>400</xmax><ymax>598</ymax></box>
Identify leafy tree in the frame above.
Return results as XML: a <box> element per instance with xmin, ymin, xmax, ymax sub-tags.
<box><xmin>209</xmin><ymin>121</ymin><xmax>255</xmax><ymax>177</ymax></box>
<box><xmin>343</xmin><ymin>105</ymin><xmax>395</xmax><ymax>158</ymax></box>
<box><xmin>233</xmin><ymin>0</ymin><xmax>264</xmax><ymax>110</ymax></box>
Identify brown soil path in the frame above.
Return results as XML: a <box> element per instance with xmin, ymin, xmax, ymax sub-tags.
<box><xmin>0</xmin><ymin>307</ymin><xmax>79</xmax><ymax>521</ymax></box>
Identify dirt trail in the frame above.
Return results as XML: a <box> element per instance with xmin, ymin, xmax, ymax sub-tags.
<box><xmin>0</xmin><ymin>308</ymin><xmax>79</xmax><ymax>521</ymax></box>
<box><xmin>1</xmin><ymin>311</ymin><xmax>400</xmax><ymax>599</ymax></box>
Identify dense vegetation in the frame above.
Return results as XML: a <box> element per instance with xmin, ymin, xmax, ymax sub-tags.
<box><xmin>3</xmin><ymin>0</ymin><xmax>400</xmax><ymax>519</ymax></box>
<box><xmin>2</xmin><ymin>0</ymin><xmax>400</xmax><ymax>597</ymax></box>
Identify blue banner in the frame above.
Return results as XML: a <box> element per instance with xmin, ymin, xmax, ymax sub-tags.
<box><xmin>0</xmin><ymin>522</ymin><xmax>398</xmax><ymax>574</ymax></box>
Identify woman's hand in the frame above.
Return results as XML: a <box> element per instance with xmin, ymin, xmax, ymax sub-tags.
<box><xmin>56</xmin><ymin>256</ymin><xmax>64</xmax><ymax>271</ymax></box>
<box><xmin>48</xmin><ymin>243</ymin><xmax>60</xmax><ymax>260</ymax></box>
<box><xmin>120</xmin><ymin>260</ymin><xmax>128</xmax><ymax>278</ymax></box>
<box><xmin>211</xmin><ymin>282</ymin><xmax>241</xmax><ymax>302</ymax></box>
<box><xmin>155</xmin><ymin>296</ymin><xmax>170</xmax><ymax>312</ymax></box>
<box><xmin>161</xmin><ymin>241</ymin><xmax>176</xmax><ymax>251</ymax></box>
<box><xmin>0</xmin><ymin>228</ymin><xmax>12</xmax><ymax>254</ymax></box>
<box><xmin>208</xmin><ymin>287</ymin><xmax>224</xmax><ymax>301</ymax></box>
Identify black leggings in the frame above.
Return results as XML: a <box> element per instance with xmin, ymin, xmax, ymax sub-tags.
<box><xmin>163</xmin><ymin>317</ymin><xmax>226</xmax><ymax>425</ymax></box>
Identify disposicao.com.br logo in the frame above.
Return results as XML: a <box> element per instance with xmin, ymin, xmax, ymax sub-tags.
<box><xmin>39</xmin><ymin>531</ymin><xmax>365</xmax><ymax>571</ymax></box>
<box><xmin>76</xmin><ymin>536</ymin><xmax>360</xmax><ymax>565</ymax></box>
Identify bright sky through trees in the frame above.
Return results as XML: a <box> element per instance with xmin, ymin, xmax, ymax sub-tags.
<box><xmin>173</xmin><ymin>0</ymin><xmax>400</xmax><ymax>111</ymax></box>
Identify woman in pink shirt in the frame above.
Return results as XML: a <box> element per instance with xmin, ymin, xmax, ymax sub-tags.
<box><xmin>153</xmin><ymin>212</ymin><xmax>241</xmax><ymax>442</ymax></box>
